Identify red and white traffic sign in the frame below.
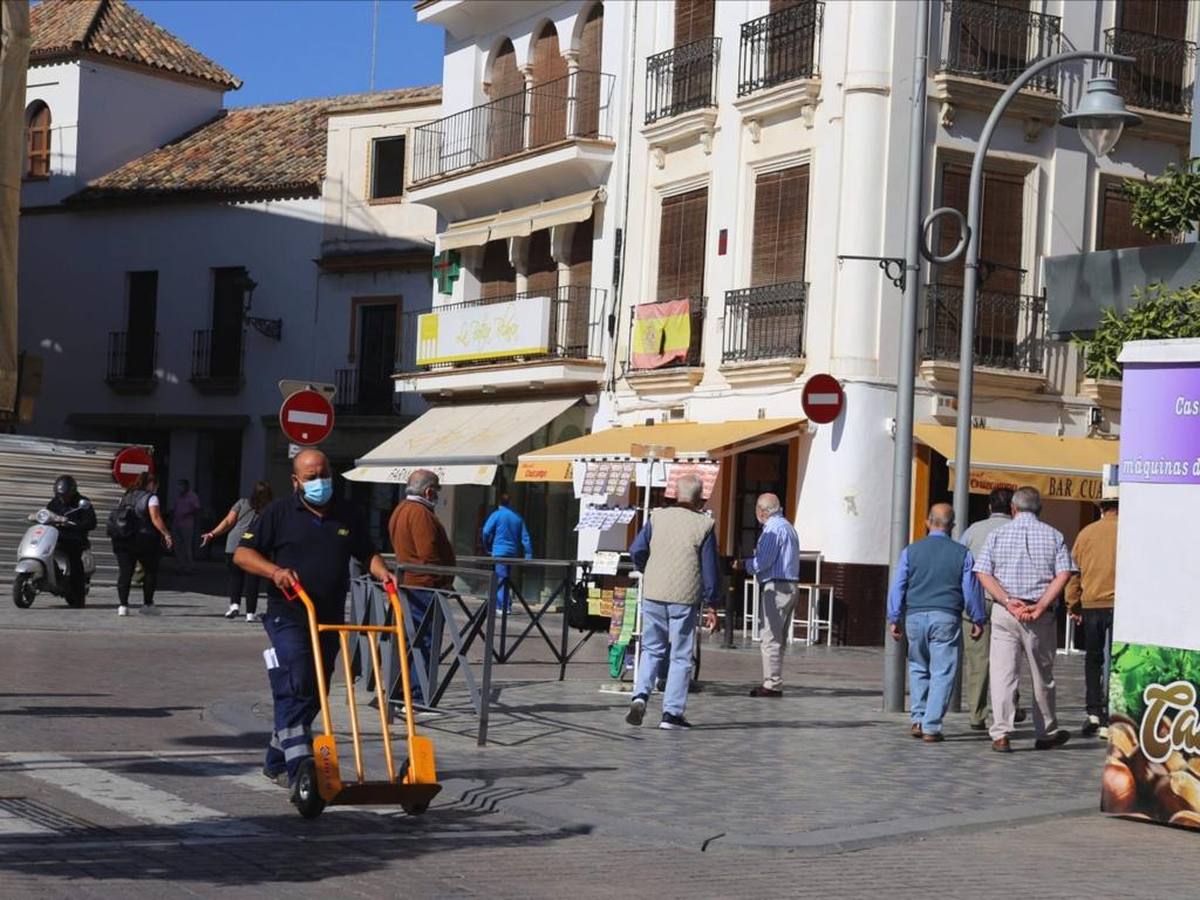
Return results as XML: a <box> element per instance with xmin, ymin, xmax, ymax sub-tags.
<box><xmin>802</xmin><ymin>373</ymin><xmax>845</xmax><ymax>425</ymax></box>
<box><xmin>112</xmin><ymin>446</ymin><xmax>155</xmax><ymax>488</ymax></box>
<box><xmin>280</xmin><ymin>389</ymin><xmax>335</xmax><ymax>446</ymax></box>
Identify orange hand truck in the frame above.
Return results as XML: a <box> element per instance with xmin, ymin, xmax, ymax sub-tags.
<box><xmin>281</xmin><ymin>579</ymin><xmax>441</xmax><ymax>819</ymax></box>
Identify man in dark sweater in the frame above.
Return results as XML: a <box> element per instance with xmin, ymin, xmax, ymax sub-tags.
<box><xmin>888</xmin><ymin>503</ymin><xmax>987</xmax><ymax>742</ymax></box>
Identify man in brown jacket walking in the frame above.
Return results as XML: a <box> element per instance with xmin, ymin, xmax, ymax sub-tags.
<box><xmin>388</xmin><ymin>469</ymin><xmax>455</xmax><ymax>707</ymax></box>
<box><xmin>1067</xmin><ymin>484</ymin><xmax>1118</xmax><ymax>739</ymax></box>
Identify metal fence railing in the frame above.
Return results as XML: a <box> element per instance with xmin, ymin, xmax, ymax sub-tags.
<box><xmin>937</xmin><ymin>0</ymin><xmax>1062</xmax><ymax>92</ymax></box>
<box><xmin>1105</xmin><ymin>27</ymin><xmax>1196</xmax><ymax>116</ymax></box>
<box><xmin>106</xmin><ymin>330</ymin><xmax>158</xmax><ymax>383</ymax></box>
<box><xmin>411</xmin><ymin>70</ymin><xmax>615</xmax><ymax>184</ymax></box>
<box><xmin>191</xmin><ymin>328</ymin><xmax>244</xmax><ymax>383</ymax></box>
<box><xmin>922</xmin><ymin>284</ymin><xmax>1046</xmax><ymax>374</ymax></box>
<box><xmin>722</xmin><ymin>281</ymin><xmax>807</xmax><ymax>363</ymax></box>
<box><xmin>645</xmin><ymin>37</ymin><xmax>721</xmax><ymax>125</ymax></box>
<box><xmin>625</xmin><ymin>296</ymin><xmax>706</xmax><ymax>372</ymax></box>
<box><xmin>737</xmin><ymin>1</ymin><xmax>823</xmax><ymax>97</ymax></box>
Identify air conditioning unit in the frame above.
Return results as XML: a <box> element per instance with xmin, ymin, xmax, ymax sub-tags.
<box><xmin>930</xmin><ymin>394</ymin><xmax>957</xmax><ymax>423</ymax></box>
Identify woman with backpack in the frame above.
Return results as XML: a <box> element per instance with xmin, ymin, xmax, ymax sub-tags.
<box><xmin>109</xmin><ymin>472</ymin><xmax>173</xmax><ymax>616</ymax></box>
<box><xmin>200</xmin><ymin>480</ymin><xmax>273</xmax><ymax>622</ymax></box>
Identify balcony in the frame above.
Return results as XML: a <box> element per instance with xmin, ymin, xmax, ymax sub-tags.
<box><xmin>407</xmin><ymin>71</ymin><xmax>615</xmax><ymax>221</ymax></box>
<box><xmin>395</xmin><ymin>286</ymin><xmax>606</xmax><ymax>398</ymax></box>
<box><xmin>105</xmin><ymin>331</ymin><xmax>158</xmax><ymax>394</ymax></box>
<box><xmin>1105</xmin><ymin>28</ymin><xmax>1196</xmax><ymax>144</ymax></box>
<box><xmin>932</xmin><ymin>0</ymin><xmax>1062</xmax><ymax>129</ymax></box>
<box><xmin>720</xmin><ymin>282</ymin><xmax>807</xmax><ymax>386</ymax></box>
<box><xmin>920</xmin><ymin>284</ymin><xmax>1047</xmax><ymax>395</ymax></box>
<box><xmin>334</xmin><ymin>367</ymin><xmax>395</xmax><ymax>416</ymax></box>
<box><xmin>735</xmin><ymin>3</ymin><xmax>823</xmax><ymax>128</ymax></box>
<box><xmin>624</xmin><ymin>297</ymin><xmax>706</xmax><ymax>394</ymax></box>
<box><xmin>190</xmin><ymin>329</ymin><xmax>244</xmax><ymax>394</ymax></box>
<box><xmin>643</xmin><ymin>38</ymin><xmax>721</xmax><ymax>158</ymax></box>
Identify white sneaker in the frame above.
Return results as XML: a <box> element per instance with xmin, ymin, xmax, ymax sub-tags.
<box><xmin>139</xmin><ymin>604</ymin><xmax>160</xmax><ymax>616</ymax></box>
<box><xmin>117</xmin><ymin>605</ymin><xmax>129</xmax><ymax>617</ymax></box>
<box><xmin>224</xmin><ymin>603</ymin><xmax>240</xmax><ymax>619</ymax></box>
<box><xmin>246</xmin><ymin>613</ymin><xmax>258</xmax><ymax>623</ymax></box>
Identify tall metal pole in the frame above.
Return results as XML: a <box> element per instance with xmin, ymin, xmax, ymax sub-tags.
<box><xmin>951</xmin><ymin>50</ymin><xmax>1132</xmax><ymax>538</ymax></box>
<box><xmin>884</xmin><ymin>0</ymin><xmax>930</xmax><ymax>714</ymax></box>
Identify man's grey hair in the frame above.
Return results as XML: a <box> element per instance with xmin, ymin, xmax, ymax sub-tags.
<box><xmin>756</xmin><ymin>493</ymin><xmax>782</xmax><ymax>515</ymax></box>
<box><xmin>1012</xmin><ymin>486</ymin><xmax>1042</xmax><ymax>514</ymax></box>
<box><xmin>675</xmin><ymin>474</ymin><xmax>703</xmax><ymax>505</ymax></box>
<box><xmin>928</xmin><ymin>506</ymin><xmax>954</xmax><ymax>530</ymax></box>
<box><xmin>406</xmin><ymin>469</ymin><xmax>440</xmax><ymax>496</ymax></box>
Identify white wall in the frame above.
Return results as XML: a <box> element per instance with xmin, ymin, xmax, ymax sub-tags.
<box><xmin>21</xmin><ymin>61</ymin><xmax>82</xmax><ymax>207</ymax></box>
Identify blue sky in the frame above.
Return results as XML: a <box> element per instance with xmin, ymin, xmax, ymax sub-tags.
<box><xmin>130</xmin><ymin>0</ymin><xmax>444</xmax><ymax>106</ymax></box>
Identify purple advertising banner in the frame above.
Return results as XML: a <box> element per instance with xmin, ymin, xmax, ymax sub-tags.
<box><xmin>1120</xmin><ymin>363</ymin><xmax>1200</xmax><ymax>485</ymax></box>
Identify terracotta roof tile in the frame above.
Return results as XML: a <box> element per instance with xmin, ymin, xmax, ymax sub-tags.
<box><xmin>71</xmin><ymin>86</ymin><xmax>441</xmax><ymax>203</ymax></box>
<box><xmin>31</xmin><ymin>0</ymin><xmax>241</xmax><ymax>89</ymax></box>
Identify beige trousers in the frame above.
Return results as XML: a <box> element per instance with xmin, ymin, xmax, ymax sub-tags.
<box><xmin>760</xmin><ymin>581</ymin><xmax>799</xmax><ymax>690</ymax></box>
<box><xmin>988</xmin><ymin>603</ymin><xmax>1058</xmax><ymax>741</ymax></box>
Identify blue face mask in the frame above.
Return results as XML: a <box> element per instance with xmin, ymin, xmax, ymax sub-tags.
<box><xmin>301</xmin><ymin>477</ymin><xmax>333</xmax><ymax>506</ymax></box>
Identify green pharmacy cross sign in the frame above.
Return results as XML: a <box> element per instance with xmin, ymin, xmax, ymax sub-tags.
<box><xmin>433</xmin><ymin>250</ymin><xmax>461</xmax><ymax>295</ymax></box>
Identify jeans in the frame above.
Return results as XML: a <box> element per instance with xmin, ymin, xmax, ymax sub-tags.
<box><xmin>633</xmin><ymin>600</ymin><xmax>697</xmax><ymax>717</ymax></box>
<box><xmin>1082</xmin><ymin>608</ymin><xmax>1114</xmax><ymax>721</ymax></box>
<box><xmin>263</xmin><ymin>613</ymin><xmax>339</xmax><ymax>784</ymax></box>
<box><xmin>404</xmin><ymin>588</ymin><xmax>444</xmax><ymax>707</ymax></box>
<box><xmin>906</xmin><ymin>608</ymin><xmax>962</xmax><ymax>735</ymax></box>
<box><xmin>494</xmin><ymin>562</ymin><xmax>512</xmax><ymax>613</ymax></box>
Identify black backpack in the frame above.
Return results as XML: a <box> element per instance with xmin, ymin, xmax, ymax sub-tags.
<box><xmin>106</xmin><ymin>492</ymin><xmax>142</xmax><ymax>541</ymax></box>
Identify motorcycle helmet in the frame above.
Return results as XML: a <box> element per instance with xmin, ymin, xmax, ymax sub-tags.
<box><xmin>54</xmin><ymin>474</ymin><xmax>78</xmax><ymax>500</ymax></box>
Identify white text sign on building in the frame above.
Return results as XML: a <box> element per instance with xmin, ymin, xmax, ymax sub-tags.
<box><xmin>416</xmin><ymin>296</ymin><xmax>552</xmax><ymax>367</ymax></box>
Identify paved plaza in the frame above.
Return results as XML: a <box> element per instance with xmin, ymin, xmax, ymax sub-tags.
<box><xmin>1</xmin><ymin>578</ymin><xmax>1197</xmax><ymax>898</ymax></box>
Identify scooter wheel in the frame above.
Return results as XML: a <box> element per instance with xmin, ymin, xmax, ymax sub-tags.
<box><xmin>291</xmin><ymin>758</ymin><xmax>325</xmax><ymax>819</ymax></box>
<box><xmin>12</xmin><ymin>573</ymin><xmax>36</xmax><ymax>609</ymax></box>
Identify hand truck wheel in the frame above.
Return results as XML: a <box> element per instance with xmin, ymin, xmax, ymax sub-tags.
<box><xmin>291</xmin><ymin>758</ymin><xmax>326</xmax><ymax>819</ymax></box>
<box><xmin>402</xmin><ymin>801</ymin><xmax>430</xmax><ymax>815</ymax></box>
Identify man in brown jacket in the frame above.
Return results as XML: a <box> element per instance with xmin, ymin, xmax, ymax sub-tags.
<box><xmin>388</xmin><ymin>469</ymin><xmax>455</xmax><ymax>707</ymax></box>
<box><xmin>1067</xmin><ymin>486</ymin><xmax>1118</xmax><ymax>739</ymax></box>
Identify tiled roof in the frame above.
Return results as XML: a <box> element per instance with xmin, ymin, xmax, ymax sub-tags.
<box><xmin>30</xmin><ymin>0</ymin><xmax>241</xmax><ymax>89</ymax></box>
<box><xmin>70</xmin><ymin>86</ymin><xmax>441</xmax><ymax>204</ymax></box>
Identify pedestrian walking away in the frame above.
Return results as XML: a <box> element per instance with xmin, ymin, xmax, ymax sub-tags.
<box><xmin>974</xmin><ymin>486</ymin><xmax>1078</xmax><ymax>753</ymax></box>
<box><xmin>481</xmin><ymin>493</ymin><xmax>532</xmax><ymax>614</ymax></box>
<box><xmin>389</xmin><ymin>469</ymin><xmax>456</xmax><ymax>709</ymax></box>
<box><xmin>1067</xmin><ymin>483</ymin><xmax>1119</xmax><ymax>740</ymax></box>
<box><xmin>233</xmin><ymin>449</ymin><xmax>396</xmax><ymax>803</ymax></box>
<box><xmin>959</xmin><ymin>488</ymin><xmax>1026</xmax><ymax>731</ymax></box>
<box><xmin>46</xmin><ymin>474</ymin><xmax>97</xmax><ymax>606</ymax></box>
<box><xmin>888</xmin><ymin>503</ymin><xmax>987</xmax><ymax>741</ymax></box>
<box><xmin>109</xmin><ymin>472</ymin><xmax>173</xmax><ymax>616</ymax></box>
<box><xmin>202</xmin><ymin>480</ymin><xmax>274</xmax><ymax>622</ymax></box>
<box><xmin>171</xmin><ymin>479</ymin><xmax>202</xmax><ymax>575</ymax></box>
<box><xmin>720</xmin><ymin>492</ymin><xmax>799</xmax><ymax>697</ymax></box>
<box><xmin>626</xmin><ymin>474</ymin><xmax>722</xmax><ymax>731</ymax></box>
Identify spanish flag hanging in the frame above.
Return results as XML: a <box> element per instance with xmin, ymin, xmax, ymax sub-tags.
<box><xmin>631</xmin><ymin>299</ymin><xmax>692</xmax><ymax>369</ymax></box>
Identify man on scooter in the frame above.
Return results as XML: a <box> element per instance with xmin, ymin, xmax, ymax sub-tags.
<box><xmin>47</xmin><ymin>475</ymin><xmax>96</xmax><ymax>603</ymax></box>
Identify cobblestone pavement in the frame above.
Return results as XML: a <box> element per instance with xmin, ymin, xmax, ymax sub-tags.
<box><xmin>2</xmin><ymin>585</ymin><xmax>1198</xmax><ymax>898</ymax></box>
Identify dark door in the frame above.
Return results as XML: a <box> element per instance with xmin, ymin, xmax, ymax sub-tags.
<box><xmin>358</xmin><ymin>304</ymin><xmax>398</xmax><ymax>413</ymax></box>
<box><xmin>735</xmin><ymin>444</ymin><xmax>790</xmax><ymax>558</ymax></box>
<box><xmin>126</xmin><ymin>271</ymin><xmax>157</xmax><ymax>378</ymax></box>
<box><xmin>211</xmin><ymin>268</ymin><xmax>245</xmax><ymax>378</ymax></box>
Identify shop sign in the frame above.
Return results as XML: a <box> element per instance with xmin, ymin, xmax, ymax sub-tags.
<box><xmin>515</xmin><ymin>458</ymin><xmax>573</xmax><ymax>483</ymax></box>
<box><xmin>1119</xmin><ymin>364</ymin><xmax>1200</xmax><ymax>485</ymax></box>
<box><xmin>956</xmin><ymin>467</ymin><xmax>1104</xmax><ymax>502</ymax></box>
<box><xmin>415</xmin><ymin>295</ymin><xmax>551</xmax><ymax>367</ymax></box>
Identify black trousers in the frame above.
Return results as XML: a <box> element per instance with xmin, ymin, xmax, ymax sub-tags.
<box><xmin>114</xmin><ymin>542</ymin><xmax>161</xmax><ymax>607</ymax></box>
<box><xmin>1082</xmin><ymin>608</ymin><xmax>1114</xmax><ymax>720</ymax></box>
<box><xmin>225</xmin><ymin>553</ymin><xmax>261</xmax><ymax>614</ymax></box>
<box><xmin>59</xmin><ymin>540</ymin><xmax>86</xmax><ymax>600</ymax></box>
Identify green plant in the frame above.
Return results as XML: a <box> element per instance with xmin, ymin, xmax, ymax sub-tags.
<box><xmin>1125</xmin><ymin>158</ymin><xmax>1200</xmax><ymax>239</ymax></box>
<box><xmin>1075</xmin><ymin>281</ymin><xmax>1200</xmax><ymax>380</ymax></box>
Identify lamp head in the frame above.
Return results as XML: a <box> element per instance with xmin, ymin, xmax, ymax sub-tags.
<box><xmin>1060</xmin><ymin>76</ymin><xmax>1142</xmax><ymax>159</ymax></box>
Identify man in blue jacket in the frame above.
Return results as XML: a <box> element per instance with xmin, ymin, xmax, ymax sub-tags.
<box><xmin>888</xmin><ymin>502</ymin><xmax>987</xmax><ymax>742</ymax></box>
<box><xmin>481</xmin><ymin>494</ymin><xmax>533</xmax><ymax>613</ymax></box>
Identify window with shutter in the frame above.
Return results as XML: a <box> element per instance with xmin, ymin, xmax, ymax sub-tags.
<box><xmin>526</xmin><ymin>230</ymin><xmax>558</xmax><ymax>297</ymax></box>
<box><xmin>937</xmin><ymin>162</ymin><xmax>1024</xmax><ymax>293</ymax></box>
<box><xmin>1098</xmin><ymin>178</ymin><xmax>1172</xmax><ymax>251</ymax></box>
<box><xmin>576</xmin><ymin>4</ymin><xmax>604</xmax><ymax>138</ymax></box>
<box><xmin>751</xmin><ymin>165</ymin><xmax>809</xmax><ymax>287</ymax></box>
<box><xmin>25</xmin><ymin>101</ymin><xmax>51</xmax><ymax>178</ymax></box>
<box><xmin>675</xmin><ymin>0</ymin><xmax>715</xmax><ymax>45</ymax></box>
<box><xmin>489</xmin><ymin>40</ymin><xmax>525</xmax><ymax>160</ymax></box>
<box><xmin>949</xmin><ymin>0</ymin><xmax>1030</xmax><ymax>84</ymax></box>
<box><xmin>479</xmin><ymin>240</ymin><xmax>517</xmax><ymax>299</ymax></box>
<box><xmin>530</xmin><ymin>23</ymin><xmax>568</xmax><ymax>148</ymax></box>
<box><xmin>657</xmin><ymin>188</ymin><xmax>708</xmax><ymax>301</ymax></box>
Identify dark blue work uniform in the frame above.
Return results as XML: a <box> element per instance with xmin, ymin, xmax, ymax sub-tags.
<box><xmin>239</xmin><ymin>494</ymin><xmax>377</xmax><ymax>783</ymax></box>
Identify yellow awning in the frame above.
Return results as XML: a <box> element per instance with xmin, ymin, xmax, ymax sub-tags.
<box><xmin>517</xmin><ymin>418</ymin><xmax>805</xmax><ymax>482</ymax></box>
<box><xmin>914</xmin><ymin>423</ymin><xmax>1120</xmax><ymax>502</ymax></box>
<box><xmin>435</xmin><ymin>188</ymin><xmax>604</xmax><ymax>252</ymax></box>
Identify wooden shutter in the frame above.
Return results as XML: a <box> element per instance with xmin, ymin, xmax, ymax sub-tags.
<box><xmin>562</xmin><ymin>217</ymin><xmax>595</xmax><ymax>354</ymax></box>
<box><xmin>530</xmin><ymin>23</ymin><xmax>568</xmax><ymax>147</ymax></box>
<box><xmin>675</xmin><ymin>0</ymin><xmax>716</xmax><ymax>45</ymax></box>
<box><xmin>937</xmin><ymin>164</ymin><xmax>970</xmax><ymax>287</ymax></box>
<box><xmin>568</xmin><ymin>216</ymin><xmax>594</xmax><ymax>288</ymax></box>
<box><xmin>955</xmin><ymin>0</ymin><xmax>1029</xmax><ymax>81</ymax></box>
<box><xmin>525</xmin><ymin>230</ymin><xmax>559</xmax><ymax>297</ymax></box>
<box><xmin>576</xmin><ymin>4</ymin><xmax>604</xmax><ymax>138</ymax></box>
<box><xmin>1098</xmin><ymin>178</ymin><xmax>1172</xmax><ymax>250</ymax></box>
<box><xmin>657</xmin><ymin>188</ymin><xmax>708</xmax><ymax>301</ymax></box>
<box><xmin>751</xmin><ymin>166</ymin><xmax>809</xmax><ymax>287</ymax></box>
<box><xmin>25</xmin><ymin>102</ymin><xmax>50</xmax><ymax>178</ymax></box>
<box><xmin>937</xmin><ymin>162</ymin><xmax>1024</xmax><ymax>293</ymax></box>
<box><xmin>479</xmin><ymin>239</ymin><xmax>516</xmax><ymax>299</ymax></box>
<box><xmin>1119</xmin><ymin>0</ymin><xmax>1185</xmax><ymax>37</ymax></box>
<box><xmin>489</xmin><ymin>40</ymin><xmax>524</xmax><ymax>160</ymax></box>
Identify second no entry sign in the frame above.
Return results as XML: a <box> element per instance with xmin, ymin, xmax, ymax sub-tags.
<box><xmin>280</xmin><ymin>389</ymin><xmax>335</xmax><ymax>445</ymax></box>
<box><xmin>802</xmin><ymin>374</ymin><xmax>845</xmax><ymax>425</ymax></box>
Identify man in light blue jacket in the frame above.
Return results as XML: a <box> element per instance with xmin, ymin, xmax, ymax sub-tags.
<box><xmin>482</xmin><ymin>494</ymin><xmax>533</xmax><ymax>613</ymax></box>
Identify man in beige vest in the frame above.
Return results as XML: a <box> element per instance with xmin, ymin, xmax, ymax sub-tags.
<box><xmin>624</xmin><ymin>474</ymin><xmax>722</xmax><ymax>730</ymax></box>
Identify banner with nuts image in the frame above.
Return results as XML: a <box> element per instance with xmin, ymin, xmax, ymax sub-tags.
<box><xmin>1102</xmin><ymin>641</ymin><xmax>1200</xmax><ymax>829</ymax></box>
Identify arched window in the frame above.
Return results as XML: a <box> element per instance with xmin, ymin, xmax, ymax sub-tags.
<box><xmin>25</xmin><ymin>101</ymin><xmax>51</xmax><ymax>178</ymax></box>
<box><xmin>529</xmin><ymin>22</ymin><xmax>568</xmax><ymax>147</ymax></box>
<box><xmin>488</xmin><ymin>39</ymin><xmax>524</xmax><ymax>160</ymax></box>
<box><xmin>576</xmin><ymin>4</ymin><xmax>604</xmax><ymax>137</ymax></box>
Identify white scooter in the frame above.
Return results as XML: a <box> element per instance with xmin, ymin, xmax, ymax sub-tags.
<box><xmin>13</xmin><ymin>509</ymin><xmax>95</xmax><ymax>608</ymax></box>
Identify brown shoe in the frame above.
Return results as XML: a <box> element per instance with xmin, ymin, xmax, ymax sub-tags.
<box><xmin>749</xmin><ymin>686</ymin><xmax>784</xmax><ymax>698</ymax></box>
<box><xmin>922</xmin><ymin>732</ymin><xmax>945</xmax><ymax>743</ymax></box>
<box><xmin>992</xmin><ymin>737</ymin><xmax>1012</xmax><ymax>753</ymax></box>
<box><xmin>1035</xmin><ymin>730</ymin><xmax>1071</xmax><ymax>751</ymax></box>
<box><xmin>911</xmin><ymin>723</ymin><xmax>923</xmax><ymax>738</ymax></box>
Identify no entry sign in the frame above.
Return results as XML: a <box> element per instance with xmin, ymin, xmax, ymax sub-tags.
<box><xmin>112</xmin><ymin>446</ymin><xmax>155</xmax><ymax>488</ymax></box>
<box><xmin>801</xmin><ymin>374</ymin><xmax>845</xmax><ymax>425</ymax></box>
<box><xmin>280</xmin><ymin>389</ymin><xmax>335</xmax><ymax>445</ymax></box>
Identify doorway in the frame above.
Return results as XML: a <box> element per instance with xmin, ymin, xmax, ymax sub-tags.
<box><xmin>211</xmin><ymin>268</ymin><xmax>245</xmax><ymax>378</ymax></box>
<box><xmin>734</xmin><ymin>443</ymin><xmax>791</xmax><ymax>557</ymax></box>
<box><xmin>357</xmin><ymin>303</ymin><xmax>398</xmax><ymax>414</ymax></box>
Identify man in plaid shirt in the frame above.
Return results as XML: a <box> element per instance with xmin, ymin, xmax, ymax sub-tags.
<box><xmin>974</xmin><ymin>486</ymin><xmax>1077</xmax><ymax>753</ymax></box>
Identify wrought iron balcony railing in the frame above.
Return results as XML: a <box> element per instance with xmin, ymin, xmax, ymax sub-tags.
<box><xmin>400</xmin><ymin>285</ymin><xmax>606</xmax><ymax>374</ymax></box>
<box><xmin>722</xmin><ymin>282</ymin><xmax>807</xmax><ymax>363</ymax></box>
<box><xmin>737</xmin><ymin>1</ymin><xmax>823</xmax><ymax>97</ymax></box>
<box><xmin>625</xmin><ymin>297</ymin><xmax>707</xmax><ymax>372</ymax></box>
<box><xmin>922</xmin><ymin>284</ymin><xmax>1046</xmax><ymax>374</ymax></box>
<box><xmin>191</xmin><ymin>329</ymin><xmax>244</xmax><ymax>386</ymax></box>
<box><xmin>937</xmin><ymin>0</ymin><xmax>1062</xmax><ymax>92</ymax></box>
<box><xmin>106</xmin><ymin>330</ymin><xmax>158</xmax><ymax>385</ymax></box>
<box><xmin>334</xmin><ymin>367</ymin><xmax>396</xmax><ymax>415</ymax></box>
<box><xmin>1105</xmin><ymin>28</ymin><xmax>1196</xmax><ymax>116</ymax></box>
<box><xmin>645</xmin><ymin>37</ymin><xmax>721</xmax><ymax>125</ymax></box>
<box><xmin>411</xmin><ymin>70</ymin><xmax>615</xmax><ymax>184</ymax></box>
